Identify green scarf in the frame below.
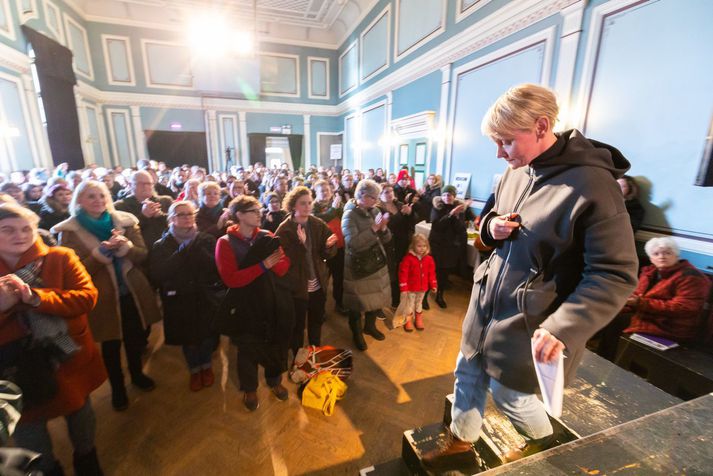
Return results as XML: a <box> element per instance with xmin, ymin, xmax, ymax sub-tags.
<box><xmin>77</xmin><ymin>210</ymin><xmax>128</xmax><ymax>294</ymax></box>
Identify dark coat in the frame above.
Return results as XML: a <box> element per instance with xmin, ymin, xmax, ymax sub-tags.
<box><xmin>150</xmin><ymin>231</ymin><xmax>224</xmax><ymax>345</ymax></box>
<box><xmin>624</xmin><ymin>260</ymin><xmax>710</xmax><ymax>341</ymax></box>
<box><xmin>36</xmin><ymin>198</ymin><xmax>69</xmax><ymax>232</ymax></box>
<box><xmin>196</xmin><ymin>205</ymin><xmax>227</xmax><ymax>238</ymax></box>
<box><xmin>214</xmin><ymin>226</ymin><xmax>293</xmax><ymax>344</ymax></box>
<box><xmin>625</xmin><ymin>198</ymin><xmax>645</xmax><ymax>232</ymax></box>
<box><xmin>275</xmin><ymin>215</ymin><xmax>336</xmax><ymax>300</ymax></box>
<box><xmin>466</xmin><ymin>130</ymin><xmax>639</xmax><ymax>393</ymax></box>
<box><xmin>261</xmin><ymin>210</ymin><xmax>288</xmax><ymax>233</ymax></box>
<box><xmin>429</xmin><ymin>197</ymin><xmax>475</xmax><ymax>270</ymax></box>
<box><xmin>378</xmin><ymin>201</ymin><xmax>416</xmax><ymax>280</ymax></box>
<box><xmin>421</xmin><ymin>186</ymin><xmax>441</xmax><ymax>223</ymax></box>
<box><xmin>114</xmin><ymin>194</ymin><xmax>172</xmax><ymax>250</ymax></box>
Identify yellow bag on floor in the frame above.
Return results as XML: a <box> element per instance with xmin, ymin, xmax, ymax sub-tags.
<box><xmin>301</xmin><ymin>373</ymin><xmax>347</xmax><ymax>416</ymax></box>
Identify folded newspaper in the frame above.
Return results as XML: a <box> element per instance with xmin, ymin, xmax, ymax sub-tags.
<box><xmin>531</xmin><ymin>341</ymin><xmax>564</xmax><ymax>418</ymax></box>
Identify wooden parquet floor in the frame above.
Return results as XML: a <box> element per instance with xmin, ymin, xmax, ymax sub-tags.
<box><xmin>45</xmin><ymin>278</ymin><xmax>474</xmax><ymax>475</ymax></box>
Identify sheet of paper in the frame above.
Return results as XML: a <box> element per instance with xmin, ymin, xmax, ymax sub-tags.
<box><xmin>531</xmin><ymin>342</ymin><xmax>564</xmax><ymax>418</ymax></box>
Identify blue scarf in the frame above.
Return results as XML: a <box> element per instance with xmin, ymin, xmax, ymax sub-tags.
<box><xmin>77</xmin><ymin>210</ymin><xmax>128</xmax><ymax>295</ymax></box>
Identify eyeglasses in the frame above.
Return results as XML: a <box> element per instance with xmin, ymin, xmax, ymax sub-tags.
<box><xmin>241</xmin><ymin>209</ymin><xmax>262</xmax><ymax>215</ymax></box>
<box><xmin>173</xmin><ymin>212</ymin><xmax>196</xmax><ymax>218</ymax></box>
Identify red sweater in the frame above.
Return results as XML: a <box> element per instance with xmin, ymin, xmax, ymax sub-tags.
<box><xmin>215</xmin><ymin>225</ymin><xmax>290</xmax><ymax>288</ymax></box>
<box><xmin>625</xmin><ymin>260</ymin><xmax>710</xmax><ymax>341</ymax></box>
<box><xmin>399</xmin><ymin>251</ymin><xmax>437</xmax><ymax>293</ymax></box>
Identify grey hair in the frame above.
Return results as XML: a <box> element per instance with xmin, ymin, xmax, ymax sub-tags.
<box><xmin>197</xmin><ymin>181</ymin><xmax>221</xmax><ymax>201</ymax></box>
<box><xmin>644</xmin><ymin>236</ymin><xmax>680</xmax><ymax>258</ymax></box>
<box><xmin>167</xmin><ymin>200</ymin><xmax>196</xmax><ymax>218</ymax></box>
<box><xmin>355</xmin><ymin>179</ymin><xmax>380</xmax><ymax>200</ymax></box>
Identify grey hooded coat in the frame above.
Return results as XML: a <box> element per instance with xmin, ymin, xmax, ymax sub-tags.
<box><xmin>462</xmin><ymin>129</ymin><xmax>639</xmax><ymax>393</ymax></box>
<box><xmin>341</xmin><ymin>200</ymin><xmax>392</xmax><ymax>312</ymax></box>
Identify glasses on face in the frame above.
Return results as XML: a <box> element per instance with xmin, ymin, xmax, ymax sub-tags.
<box><xmin>173</xmin><ymin>212</ymin><xmax>196</xmax><ymax>218</ymax></box>
<box><xmin>241</xmin><ymin>208</ymin><xmax>262</xmax><ymax>215</ymax></box>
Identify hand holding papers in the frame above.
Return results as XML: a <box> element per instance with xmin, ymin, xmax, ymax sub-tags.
<box><xmin>531</xmin><ymin>329</ymin><xmax>565</xmax><ymax>418</ymax></box>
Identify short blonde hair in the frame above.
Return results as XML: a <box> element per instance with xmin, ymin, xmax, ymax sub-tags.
<box><xmin>70</xmin><ymin>180</ymin><xmax>115</xmax><ymax>216</ymax></box>
<box><xmin>481</xmin><ymin>83</ymin><xmax>559</xmax><ymax>138</ymax></box>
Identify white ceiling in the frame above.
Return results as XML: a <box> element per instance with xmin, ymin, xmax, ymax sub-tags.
<box><xmin>68</xmin><ymin>0</ymin><xmax>378</xmax><ymax>48</ymax></box>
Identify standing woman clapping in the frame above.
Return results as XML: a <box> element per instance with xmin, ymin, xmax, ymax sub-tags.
<box><xmin>52</xmin><ymin>180</ymin><xmax>162</xmax><ymax>411</ymax></box>
<box><xmin>150</xmin><ymin>201</ymin><xmax>224</xmax><ymax>392</ymax></box>
<box><xmin>276</xmin><ymin>186</ymin><xmax>337</xmax><ymax>357</ymax></box>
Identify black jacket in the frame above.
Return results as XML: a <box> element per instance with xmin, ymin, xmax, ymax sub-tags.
<box><xmin>429</xmin><ymin>197</ymin><xmax>475</xmax><ymax>269</ymax></box>
<box><xmin>114</xmin><ymin>194</ymin><xmax>172</xmax><ymax>249</ymax></box>
<box><xmin>150</xmin><ymin>231</ymin><xmax>224</xmax><ymax>345</ymax></box>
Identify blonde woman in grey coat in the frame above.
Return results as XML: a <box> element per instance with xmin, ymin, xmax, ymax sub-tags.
<box><xmin>341</xmin><ymin>179</ymin><xmax>392</xmax><ymax>351</ymax></box>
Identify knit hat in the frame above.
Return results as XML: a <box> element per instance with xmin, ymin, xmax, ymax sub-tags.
<box><xmin>442</xmin><ymin>185</ymin><xmax>457</xmax><ymax>196</ymax></box>
<box><xmin>46</xmin><ymin>183</ymin><xmax>71</xmax><ymax>197</ymax></box>
<box><xmin>396</xmin><ymin>169</ymin><xmax>410</xmax><ymax>182</ymax></box>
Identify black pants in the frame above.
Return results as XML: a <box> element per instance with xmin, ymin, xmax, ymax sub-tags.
<box><xmin>235</xmin><ymin>340</ymin><xmax>286</xmax><ymax>392</ymax></box>
<box><xmin>436</xmin><ymin>267</ymin><xmax>454</xmax><ymax>292</ymax></box>
<box><xmin>101</xmin><ymin>294</ymin><xmax>149</xmax><ymax>389</ymax></box>
<box><xmin>326</xmin><ymin>248</ymin><xmax>345</xmax><ymax>307</ymax></box>
<box><xmin>292</xmin><ymin>289</ymin><xmax>326</xmax><ymax>356</ymax></box>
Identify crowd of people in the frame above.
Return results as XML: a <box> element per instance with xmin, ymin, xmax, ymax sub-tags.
<box><xmin>0</xmin><ymin>158</ymin><xmax>471</xmax><ymax>475</ymax></box>
<box><xmin>1</xmin><ymin>104</ymin><xmax>710</xmax><ymax>473</ymax></box>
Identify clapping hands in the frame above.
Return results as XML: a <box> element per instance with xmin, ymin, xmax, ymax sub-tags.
<box><xmin>0</xmin><ymin>274</ymin><xmax>36</xmax><ymax>312</ymax></box>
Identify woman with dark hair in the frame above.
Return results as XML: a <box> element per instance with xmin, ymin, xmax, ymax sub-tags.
<box><xmin>617</xmin><ymin>175</ymin><xmax>645</xmax><ymax>232</ymax></box>
<box><xmin>342</xmin><ymin>179</ymin><xmax>392</xmax><ymax>351</ymax></box>
<box><xmin>276</xmin><ymin>186</ymin><xmax>337</xmax><ymax>357</ymax></box>
<box><xmin>52</xmin><ymin>180</ymin><xmax>162</xmax><ymax>411</ymax></box>
<box><xmin>150</xmin><ymin>201</ymin><xmax>224</xmax><ymax>391</ymax></box>
<box><xmin>261</xmin><ymin>192</ymin><xmax>287</xmax><ymax>233</ymax></box>
<box><xmin>215</xmin><ymin>195</ymin><xmax>293</xmax><ymax>411</ymax></box>
<box><xmin>0</xmin><ymin>203</ymin><xmax>105</xmax><ymax>475</ymax></box>
<box><xmin>377</xmin><ymin>183</ymin><xmax>416</xmax><ymax>308</ymax></box>
<box><xmin>37</xmin><ymin>184</ymin><xmax>72</xmax><ymax>232</ymax></box>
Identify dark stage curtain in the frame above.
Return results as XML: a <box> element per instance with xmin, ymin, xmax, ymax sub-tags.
<box><xmin>248</xmin><ymin>133</ymin><xmax>267</xmax><ymax>165</ymax></box>
<box><xmin>287</xmin><ymin>135</ymin><xmax>303</xmax><ymax>170</ymax></box>
<box><xmin>22</xmin><ymin>26</ymin><xmax>84</xmax><ymax>169</ymax></box>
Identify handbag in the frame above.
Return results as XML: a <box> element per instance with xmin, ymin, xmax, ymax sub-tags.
<box><xmin>349</xmin><ymin>242</ymin><xmax>387</xmax><ymax>279</ymax></box>
<box><xmin>0</xmin><ymin>336</ymin><xmax>59</xmax><ymax>408</ymax></box>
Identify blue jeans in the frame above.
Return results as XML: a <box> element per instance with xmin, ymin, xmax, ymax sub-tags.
<box><xmin>12</xmin><ymin>398</ymin><xmax>96</xmax><ymax>473</ymax></box>
<box><xmin>182</xmin><ymin>335</ymin><xmax>219</xmax><ymax>373</ymax></box>
<box><xmin>450</xmin><ymin>352</ymin><xmax>553</xmax><ymax>443</ymax></box>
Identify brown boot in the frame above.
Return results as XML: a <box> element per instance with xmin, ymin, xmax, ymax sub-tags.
<box><xmin>501</xmin><ymin>433</ymin><xmax>557</xmax><ymax>463</ymax></box>
<box><xmin>414</xmin><ymin>312</ymin><xmax>424</xmax><ymax>330</ymax></box>
<box><xmin>421</xmin><ymin>429</ymin><xmax>474</xmax><ymax>469</ymax></box>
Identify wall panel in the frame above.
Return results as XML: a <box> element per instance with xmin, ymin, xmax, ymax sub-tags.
<box><xmin>360</xmin><ymin>5</ymin><xmax>390</xmax><ymax>82</ymax></box>
<box><xmin>361</xmin><ymin>103</ymin><xmax>386</xmax><ymax>171</ymax></box>
<box><xmin>141</xmin><ymin>40</ymin><xmax>192</xmax><ymax>89</ymax></box>
<box><xmin>260</xmin><ymin>53</ymin><xmax>299</xmax><ymax>97</ymax></box>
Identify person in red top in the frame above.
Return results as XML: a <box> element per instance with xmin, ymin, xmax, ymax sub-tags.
<box><xmin>214</xmin><ymin>195</ymin><xmax>293</xmax><ymax>412</ymax></box>
<box><xmin>0</xmin><ymin>203</ymin><xmax>105</xmax><ymax>475</ymax></box>
<box><xmin>623</xmin><ymin>237</ymin><xmax>710</xmax><ymax>341</ymax></box>
<box><xmin>398</xmin><ymin>234</ymin><xmax>437</xmax><ymax>331</ymax></box>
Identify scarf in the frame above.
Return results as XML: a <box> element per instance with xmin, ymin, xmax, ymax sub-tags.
<box><xmin>204</xmin><ymin>204</ymin><xmax>223</xmax><ymax>219</ymax></box>
<box><xmin>169</xmin><ymin>224</ymin><xmax>198</xmax><ymax>246</ymax></box>
<box><xmin>76</xmin><ymin>210</ymin><xmax>128</xmax><ymax>295</ymax></box>
<box><xmin>14</xmin><ymin>259</ymin><xmax>78</xmax><ymax>358</ymax></box>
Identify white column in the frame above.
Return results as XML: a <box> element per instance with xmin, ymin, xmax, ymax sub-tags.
<box><xmin>129</xmin><ymin>105</ymin><xmax>147</xmax><ymax>163</ymax></box>
<box><xmin>239</xmin><ymin>111</ymin><xmax>248</xmax><ymax>167</ymax></box>
<box><xmin>436</xmin><ymin>63</ymin><xmax>451</xmax><ymax>178</ymax></box>
<box><xmin>554</xmin><ymin>1</ymin><xmax>586</xmax><ymax>130</ymax></box>
<box><xmin>21</xmin><ymin>73</ymin><xmax>52</xmax><ymax>169</ymax></box>
<box><xmin>205</xmin><ymin>109</ymin><xmax>219</xmax><ymax>172</ymax></box>
<box><xmin>75</xmin><ymin>91</ymin><xmax>93</xmax><ymax>165</ymax></box>
<box><xmin>95</xmin><ymin>106</ymin><xmax>112</xmax><ymax>168</ymax></box>
<box><xmin>385</xmin><ymin>91</ymin><xmax>393</xmax><ymax>172</ymax></box>
<box><xmin>303</xmin><ymin>114</ymin><xmax>311</xmax><ymax>169</ymax></box>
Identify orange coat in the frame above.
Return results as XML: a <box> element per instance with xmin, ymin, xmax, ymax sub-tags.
<box><xmin>0</xmin><ymin>239</ymin><xmax>106</xmax><ymax>422</ymax></box>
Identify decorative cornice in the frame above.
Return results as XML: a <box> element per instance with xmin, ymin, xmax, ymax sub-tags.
<box><xmin>336</xmin><ymin>0</ymin><xmax>577</xmax><ymax>114</ymax></box>
<box><xmin>0</xmin><ymin>42</ymin><xmax>31</xmax><ymax>74</ymax></box>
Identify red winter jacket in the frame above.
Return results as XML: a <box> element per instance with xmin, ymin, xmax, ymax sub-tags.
<box><xmin>399</xmin><ymin>251</ymin><xmax>437</xmax><ymax>293</ymax></box>
<box><xmin>624</xmin><ymin>260</ymin><xmax>710</xmax><ymax>341</ymax></box>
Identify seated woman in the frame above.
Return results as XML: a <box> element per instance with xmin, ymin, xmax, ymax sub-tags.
<box><xmin>195</xmin><ymin>181</ymin><xmax>232</xmax><ymax>238</ymax></box>
<box><xmin>214</xmin><ymin>196</ymin><xmax>293</xmax><ymax>412</ymax></box>
<box><xmin>0</xmin><ymin>203</ymin><xmax>106</xmax><ymax>475</ymax></box>
<box><xmin>596</xmin><ymin>237</ymin><xmax>710</xmax><ymax>359</ymax></box>
<box><xmin>150</xmin><ymin>201</ymin><xmax>224</xmax><ymax>392</ymax></box>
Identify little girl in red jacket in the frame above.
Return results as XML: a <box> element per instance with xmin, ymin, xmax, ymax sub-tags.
<box><xmin>398</xmin><ymin>234</ymin><xmax>437</xmax><ymax>331</ymax></box>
